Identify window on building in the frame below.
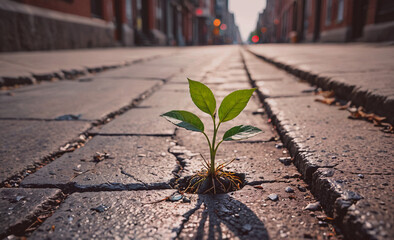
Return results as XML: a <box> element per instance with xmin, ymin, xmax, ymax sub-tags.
<box><xmin>126</xmin><ymin>0</ymin><xmax>133</xmax><ymax>26</ymax></box>
<box><xmin>325</xmin><ymin>0</ymin><xmax>332</xmax><ymax>25</ymax></box>
<box><xmin>337</xmin><ymin>0</ymin><xmax>344</xmax><ymax>22</ymax></box>
<box><xmin>156</xmin><ymin>0</ymin><xmax>163</xmax><ymax>31</ymax></box>
<box><xmin>306</xmin><ymin>0</ymin><xmax>312</xmax><ymax>17</ymax></box>
<box><xmin>91</xmin><ymin>0</ymin><xmax>102</xmax><ymax>19</ymax></box>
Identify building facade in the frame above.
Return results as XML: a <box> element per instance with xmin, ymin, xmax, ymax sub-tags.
<box><xmin>0</xmin><ymin>0</ymin><xmax>241</xmax><ymax>52</ymax></box>
<box><xmin>254</xmin><ymin>0</ymin><xmax>394</xmax><ymax>43</ymax></box>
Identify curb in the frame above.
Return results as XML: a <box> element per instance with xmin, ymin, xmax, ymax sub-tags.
<box><xmin>0</xmin><ymin>54</ymin><xmax>162</xmax><ymax>89</ymax></box>
<box><xmin>246</xmin><ymin>48</ymin><xmax>394</xmax><ymax>125</ymax></box>
<box><xmin>240</xmin><ymin>49</ymin><xmax>384</xmax><ymax>240</ymax></box>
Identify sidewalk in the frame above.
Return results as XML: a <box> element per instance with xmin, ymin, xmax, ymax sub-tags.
<box><xmin>0</xmin><ymin>45</ymin><xmax>392</xmax><ymax>239</ymax></box>
<box><xmin>247</xmin><ymin>44</ymin><xmax>394</xmax><ymax>124</ymax></box>
<box><xmin>0</xmin><ymin>46</ymin><xmax>342</xmax><ymax>239</ymax></box>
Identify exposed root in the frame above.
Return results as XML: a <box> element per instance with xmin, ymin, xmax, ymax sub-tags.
<box><xmin>179</xmin><ymin>168</ymin><xmax>245</xmax><ymax>194</ymax></box>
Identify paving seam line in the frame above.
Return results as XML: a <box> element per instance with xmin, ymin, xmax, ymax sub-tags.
<box><xmin>240</xmin><ymin>49</ymin><xmax>374</xmax><ymax>240</ymax></box>
<box><xmin>245</xmin><ymin>47</ymin><xmax>394</xmax><ymax>125</ymax></box>
<box><xmin>0</xmin><ymin>53</ymin><xmax>171</xmax><ymax>89</ymax></box>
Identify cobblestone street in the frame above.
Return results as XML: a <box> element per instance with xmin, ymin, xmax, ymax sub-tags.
<box><xmin>0</xmin><ymin>44</ymin><xmax>393</xmax><ymax>239</ymax></box>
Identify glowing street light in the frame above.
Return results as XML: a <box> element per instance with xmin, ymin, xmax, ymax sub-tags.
<box><xmin>213</xmin><ymin>18</ymin><xmax>221</xmax><ymax>27</ymax></box>
<box><xmin>220</xmin><ymin>24</ymin><xmax>227</xmax><ymax>30</ymax></box>
<box><xmin>251</xmin><ymin>35</ymin><xmax>259</xmax><ymax>43</ymax></box>
<box><xmin>195</xmin><ymin>8</ymin><xmax>203</xmax><ymax>16</ymax></box>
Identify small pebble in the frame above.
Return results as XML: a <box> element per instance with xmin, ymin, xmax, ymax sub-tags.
<box><xmin>318</xmin><ymin>221</ymin><xmax>328</xmax><ymax>226</ymax></box>
<box><xmin>275</xmin><ymin>143</ymin><xmax>283</xmax><ymax>149</ymax></box>
<box><xmin>169</xmin><ymin>193</ymin><xmax>183</xmax><ymax>202</ymax></box>
<box><xmin>138</xmin><ymin>154</ymin><xmax>146</xmax><ymax>157</ymax></box>
<box><xmin>15</xmin><ymin>196</ymin><xmax>24</xmax><ymax>202</ymax></box>
<box><xmin>242</xmin><ymin>224</ymin><xmax>252</xmax><ymax>233</ymax></box>
<box><xmin>297</xmin><ymin>185</ymin><xmax>307</xmax><ymax>192</ymax></box>
<box><xmin>278</xmin><ymin>157</ymin><xmax>291</xmax><ymax>166</ymax></box>
<box><xmin>280</xmin><ymin>231</ymin><xmax>288</xmax><ymax>238</ymax></box>
<box><xmin>285</xmin><ymin>186</ymin><xmax>294</xmax><ymax>193</ymax></box>
<box><xmin>91</xmin><ymin>204</ymin><xmax>110</xmax><ymax>213</ymax></box>
<box><xmin>357</xmin><ymin>173</ymin><xmax>364</xmax><ymax>178</ymax></box>
<box><xmin>304</xmin><ymin>202</ymin><xmax>321</xmax><ymax>211</ymax></box>
<box><xmin>268</xmin><ymin>193</ymin><xmax>279</xmax><ymax>201</ymax></box>
<box><xmin>365</xmin><ymin>222</ymin><xmax>373</xmax><ymax>229</ymax></box>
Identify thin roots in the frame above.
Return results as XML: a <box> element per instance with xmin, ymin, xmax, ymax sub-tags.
<box><xmin>182</xmin><ymin>158</ymin><xmax>243</xmax><ymax>194</ymax></box>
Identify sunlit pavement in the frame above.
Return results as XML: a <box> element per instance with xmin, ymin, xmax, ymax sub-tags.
<box><xmin>0</xmin><ymin>45</ymin><xmax>392</xmax><ymax>239</ymax></box>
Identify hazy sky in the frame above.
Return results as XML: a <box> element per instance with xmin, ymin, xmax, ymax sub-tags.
<box><xmin>228</xmin><ymin>0</ymin><xmax>266</xmax><ymax>42</ymax></box>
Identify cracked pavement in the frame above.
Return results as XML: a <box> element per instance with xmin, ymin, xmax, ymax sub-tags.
<box><xmin>0</xmin><ymin>45</ymin><xmax>393</xmax><ymax>239</ymax></box>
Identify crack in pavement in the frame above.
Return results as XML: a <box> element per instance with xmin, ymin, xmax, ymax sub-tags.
<box><xmin>172</xmin><ymin>199</ymin><xmax>204</xmax><ymax>239</ymax></box>
<box><xmin>120</xmin><ymin>168</ymin><xmax>149</xmax><ymax>189</ymax></box>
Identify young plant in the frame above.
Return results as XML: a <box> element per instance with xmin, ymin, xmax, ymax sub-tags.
<box><xmin>161</xmin><ymin>79</ymin><xmax>262</xmax><ymax>193</ymax></box>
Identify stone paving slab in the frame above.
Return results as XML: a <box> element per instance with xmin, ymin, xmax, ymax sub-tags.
<box><xmin>138</xmin><ymin>89</ymin><xmax>193</xmax><ymax>110</ymax></box>
<box><xmin>29</xmin><ymin>185</ymin><xmax>336</xmax><ymax>240</ymax></box>
<box><xmin>168</xmin><ymin>75</ymin><xmax>204</xmax><ymax>83</ymax></box>
<box><xmin>90</xmin><ymin>107</ymin><xmax>176</xmax><ymax>136</ymax></box>
<box><xmin>28</xmin><ymin>190</ymin><xmax>184</xmax><ymax>239</ymax></box>
<box><xmin>203</xmin><ymin>75</ymin><xmax>249</xmax><ymax>84</ymax></box>
<box><xmin>0</xmin><ymin>47</ymin><xmax>176</xmax><ymax>87</ymax></box>
<box><xmin>95</xmin><ymin>64</ymin><xmax>181</xmax><ymax>80</ymax></box>
<box><xmin>90</xmin><ymin>74</ymin><xmax>203</xmax><ymax>136</ymax></box>
<box><xmin>256</xmin><ymin>78</ymin><xmax>315</xmax><ymax>98</ymax></box>
<box><xmin>206</xmin><ymin>82</ymin><xmax>251</xmax><ymax>92</ymax></box>
<box><xmin>159</xmin><ymin>82</ymin><xmax>189</xmax><ymax>92</ymax></box>
<box><xmin>265</xmin><ymin>96</ymin><xmax>394</xmax><ymax>176</ymax></box>
<box><xmin>0</xmin><ymin>120</ymin><xmax>90</xmax><ymax>183</ymax></box>
<box><xmin>242</xmin><ymin>53</ymin><xmax>290</xmax><ymax>81</ymax></box>
<box><xmin>247</xmin><ymin>44</ymin><xmax>394</xmax><ymax>124</ymax></box>
<box><xmin>0</xmin><ymin>61</ymin><xmax>37</xmax><ymax>81</ymax></box>
<box><xmin>0</xmin><ymin>78</ymin><xmax>161</xmax><ymax>120</ymax></box>
<box><xmin>21</xmin><ymin>136</ymin><xmax>177</xmax><ymax>190</ymax></box>
<box><xmin>0</xmin><ymin>188</ymin><xmax>61</xmax><ymax>238</ymax></box>
<box><xmin>264</xmin><ymin>95</ymin><xmax>393</xmax><ymax>239</ymax></box>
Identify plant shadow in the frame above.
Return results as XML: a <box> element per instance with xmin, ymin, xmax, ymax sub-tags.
<box><xmin>175</xmin><ymin>193</ymin><xmax>270</xmax><ymax>240</ymax></box>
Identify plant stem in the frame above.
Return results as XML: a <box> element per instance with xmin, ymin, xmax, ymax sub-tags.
<box><xmin>202</xmin><ymin>132</ymin><xmax>212</xmax><ymax>154</ymax></box>
<box><xmin>210</xmin><ymin>117</ymin><xmax>221</xmax><ymax>176</ymax></box>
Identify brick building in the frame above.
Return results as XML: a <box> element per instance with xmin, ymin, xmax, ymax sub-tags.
<box><xmin>254</xmin><ymin>0</ymin><xmax>394</xmax><ymax>43</ymax></box>
<box><xmin>0</xmin><ymin>0</ymin><xmax>241</xmax><ymax>51</ymax></box>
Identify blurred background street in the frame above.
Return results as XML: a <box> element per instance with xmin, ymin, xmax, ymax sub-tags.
<box><xmin>0</xmin><ymin>0</ymin><xmax>393</xmax><ymax>240</ymax></box>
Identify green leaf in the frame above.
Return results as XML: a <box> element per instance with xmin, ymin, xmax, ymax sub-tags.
<box><xmin>161</xmin><ymin>110</ymin><xmax>204</xmax><ymax>132</ymax></box>
<box><xmin>188</xmin><ymin>78</ymin><xmax>216</xmax><ymax>116</ymax></box>
<box><xmin>218</xmin><ymin>89</ymin><xmax>256</xmax><ymax>122</ymax></box>
<box><xmin>223</xmin><ymin>125</ymin><xmax>262</xmax><ymax>141</ymax></box>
